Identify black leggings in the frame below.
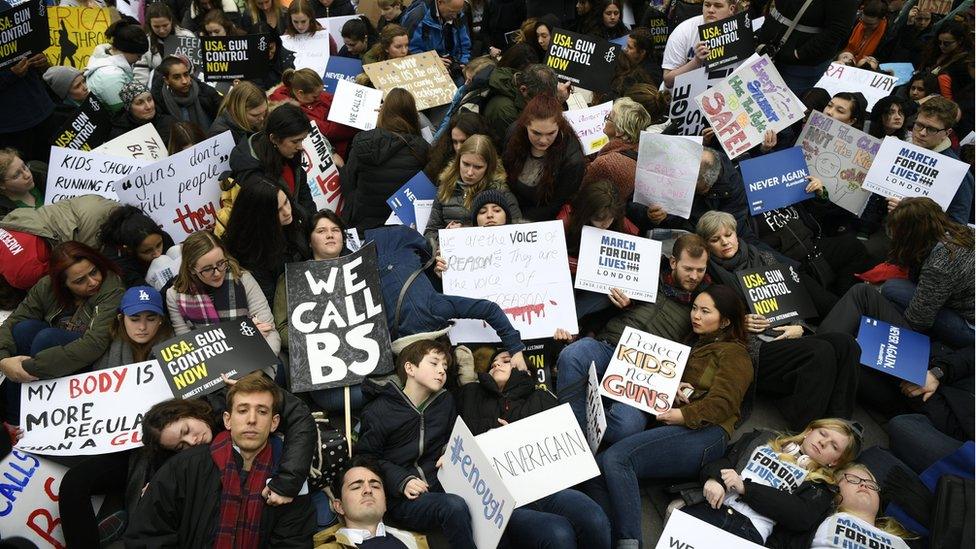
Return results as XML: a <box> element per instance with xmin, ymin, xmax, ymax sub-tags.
<box><xmin>59</xmin><ymin>452</ymin><xmax>130</xmax><ymax>547</ymax></box>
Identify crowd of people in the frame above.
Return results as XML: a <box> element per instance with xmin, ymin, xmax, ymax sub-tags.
<box><xmin>0</xmin><ymin>0</ymin><xmax>974</xmax><ymax>547</ymax></box>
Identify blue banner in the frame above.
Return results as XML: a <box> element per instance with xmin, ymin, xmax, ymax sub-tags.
<box><xmin>323</xmin><ymin>56</ymin><xmax>363</xmax><ymax>95</ymax></box>
<box><xmin>740</xmin><ymin>146</ymin><xmax>813</xmax><ymax>214</ymax></box>
<box><xmin>879</xmin><ymin>63</ymin><xmax>914</xmax><ymax>86</ymax></box>
<box><xmin>856</xmin><ymin>316</ymin><xmax>929</xmax><ymax>385</ymax></box>
<box><xmin>386</xmin><ymin>171</ymin><xmax>437</xmax><ymax>229</ymax></box>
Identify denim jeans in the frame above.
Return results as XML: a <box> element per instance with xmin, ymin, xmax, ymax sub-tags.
<box><xmin>682</xmin><ymin>504</ymin><xmax>765</xmax><ymax>545</ymax></box>
<box><xmin>386</xmin><ymin>491</ymin><xmax>475</xmax><ymax>549</ymax></box>
<box><xmin>575</xmin><ymin>290</ymin><xmax>613</xmax><ymax>319</ymax></box>
<box><xmin>886</xmin><ymin>414</ymin><xmax>965</xmax><ymax>475</ymax></box>
<box><xmin>503</xmin><ymin>489</ymin><xmax>611</xmax><ymax>549</ymax></box>
<box><xmin>555</xmin><ymin>338</ymin><xmax>649</xmax><ymax>445</ymax></box>
<box><xmin>4</xmin><ymin>320</ymin><xmax>83</xmax><ymax>424</ymax></box>
<box><xmin>881</xmin><ymin>279</ymin><xmax>975</xmax><ymax>349</ymax></box>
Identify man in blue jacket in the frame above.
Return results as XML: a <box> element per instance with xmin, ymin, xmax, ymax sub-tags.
<box><xmin>402</xmin><ymin>0</ymin><xmax>470</xmax><ymax>82</ymax></box>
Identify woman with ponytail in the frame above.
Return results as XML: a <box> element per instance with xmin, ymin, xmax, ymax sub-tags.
<box><xmin>269</xmin><ymin>67</ymin><xmax>358</xmax><ymax>158</ymax></box>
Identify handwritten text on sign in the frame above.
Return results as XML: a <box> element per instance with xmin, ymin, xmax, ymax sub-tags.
<box><xmin>599</xmin><ymin>327</ymin><xmax>689</xmax><ymax>416</ymax></box>
<box><xmin>634</xmin><ymin>132</ymin><xmax>703</xmax><ymax>218</ymax></box>
<box><xmin>45</xmin><ymin>146</ymin><xmax>146</xmax><ymax>204</ymax></box>
<box><xmin>301</xmin><ymin>122</ymin><xmax>343</xmax><ymax>213</ymax></box>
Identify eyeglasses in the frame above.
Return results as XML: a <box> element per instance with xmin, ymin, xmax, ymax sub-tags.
<box><xmin>914</xmin><ymin>121</ymin><xmax>947</xmax><ymax>134</ymax></box>
<box><xmin>842</xmin><ymin>473</ymin><xmax>881</xmax><ymax>492</ymax></box>
<box><xmin>604</xmin><ymin>113</ymin><xmax>613</xmax><ymax>122</ymax></box>
<box><xmin>196</xmin><ymin>259</ymin><xmax>229</xmax><ymax>277</ymax></box>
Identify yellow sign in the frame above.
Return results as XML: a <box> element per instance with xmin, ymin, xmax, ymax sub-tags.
<box><xmin>44</xmin><ymin>6</ymin><xmax>115</xmax><ymax>69</ymax></box>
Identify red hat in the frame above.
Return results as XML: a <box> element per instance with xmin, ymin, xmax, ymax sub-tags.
<box><xmin>0</xmin><ymin>229</ymin><xmax>50</xmax><ymax>290</ymax></box>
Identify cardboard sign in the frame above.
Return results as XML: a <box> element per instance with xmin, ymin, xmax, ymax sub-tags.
<box><xmin>736</xmin><ymin>264</ymin><xmax>816</xmax><ymax>326</ymax></box>
<box><xmin>564</xmin><ymin>101</ymin><xmax>612</xmax><ymax>155</ymax></box>
<box><xmin>476</xmin><ymin>404</ymin><xmax>600</xmax><ymax>507</ymax></box>
<box><xmin>575</xmin><ymin>225</ymin><xmax>663</xmax><ymax>303</ymax></box>
<box><xmin>328</xmin><ymin>78</ymin><xmax>382</xmax><ymax>131</ymax></box>
<box><xmin>323</xmin><ymin>55</ymin><xmax>362</xmax><ymax>94</ymax></box>
<box><xmin>669</xmin><ymin>67</ymin><xmax>708</xmax><ymax>136</ymax></box>
<box><xmin>698</xmin><ymin>12</ymin><xmax>755</xmax><ymax>71</ymax></box>
<box><xmin>386</xmin><ymin>171</ymin><xmax>437</xmax><ymax>230</ymax></box>
<box><xmin>94</xmin><ymin>123</ymin><xmax>168</xmax><ymax>162</ymax></box>
<box><xmin>585</xmin><ymin>362</ymin><xmax>606</xmax><ymax>453</ymax></box>
<box><xmin>363</xmin><ymin>51</ymin><xmax>457</xmax><ymax>110</ymax></box>
<box><xmin>115</xmin><ymin>131</ymin><xmax>234</xmax><ymax>243</ymax></box>
<box><xmin>634</xmin><ymin>132</ymin><xmax>703</xmax><ymax>218</ymax></box>
<box><xmin>815</xmin><ymin>63</ymin><xmax>897</xmax><ymax>112</ymax></box>
<box><xmin>441</xmin><ymin>221</ymin><xmax>578</xmax><ymax>342</ymax></box>
<box><xmin>438</xmin><ymin>418</ymin><xmax>513</xmax><ymax>549</ymax></box>
<box><xmin>740</xmin><ymin>146</ymin><xmax>813</xmax><ymax>214</ymax></box>
<box><xmin>917</xmin><ymin>0</ymin><xmax>952</xmax><ymax>14</ymax></box>
<box><xmin>696</xmin><ymin>54</ymin><xmax>805</xmax><ymax>159</ymax></box>
<box><xmin>44</xmin><ymin>5</ymin><xmax>108</xmax><ymax>69</ymax></box>
<box><xmin>162</xmin><ymin>33</ymin><xmax>202</xmax><ymax>78</ymax></box>
<box><xmin>862</xmin><ymin>136</ymin><xmax>968</xmax><ymax>210</ymax></box>
<box><xmin>301</xmin><ymin>121</ymin><xmax>343</xmax><ymax>214</ymax></box>
<box><xmin>50</xmin><ymin>93</ymin><xmax>111</xmax><ymax>151</ymax></box>
<box><xmin>281</xmin><ymin>30</ymin><xmax>331</xmax><ymax>76</ymax></box>
<box><xmin>45</xmin><ymin>146</ymin><xmax>146</xmax><ymax>204</ymax></box>
<box><xmin>0</xmin><ymin>0</ymin><xmax>49</xmax><ymax>69</ymax></box>
<box><xmin>18</xmin><ymin>361</ymin><xmax>173</xmax><ymax>456</ymax></box>
<box><xmin>545</xmin><ymin>28</ymin><xmax>618</xmax><ymax>94</ymax></box>
<box><xmin>201</xmin><ymin>34</ymin><xmax>269</xmax><ymax>82</ymax></box>
<box><xmin>656</xmin><ymin>510</ymin><xmax>765</xmax><ymax>549</ymax></box>
<box><xmin>285</xmin><ymin>243</ymin><xmax>394</xmax><ymax>392</ymax></box>
<box><xmin>797</xmin><ymin>110</ymin><xmax>881</xmax><ymax>216</ymax></box>
<box><xmin>599</xmin><ymin>327</ymin><xmax>690</xmax><ymax>415</ymax></box>
<box><xmin>856</xmin><ymin>317</ymin><xmax>929</xmax><ymax>385</ymax></box>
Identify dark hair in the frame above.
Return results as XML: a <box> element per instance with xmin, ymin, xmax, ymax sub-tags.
<box><xmin>396</xmin><ymin>339</ymin><xmax>452</xmax><ymax>383</ymax></box>
<box><xmin>167</xmin><ymin>121</ymin><xmax>207</xmax><ymax>154</ymax></box>
<box><xmin>158</xmin><ymin>55</ymin><xmax>191</xmax><ymax>78</ymax></box>
<box><xmin>887</xmin><ymin>197</ymin><xmax>975</xmax><ymax>268</ymax></box>
<box><xmin>697</xmin><ymin>284</ymin><xmax>747</xmax><ymax>344</ymax></box>
<box><xmin>908</xmin><ymin>72</ymin><xmax>941</xmax><ymax>97</ymax></box>
<box><xmin>672</xmin><ymin>233</ymin><xmax>708</xmax><ymax>261</ymax></box>
<box><xmin>341</xmin><ymin>15</ymin><xmax>377</xmax><ymax>41</ymax></box>
<box><xmin>566</xmin><ymin>180</ymin><xmax>625</xmax><ymax>255</ymax></box>
<box><xmin>308</xmin><ymin>209</ymin><xmax>348</xmax><ymax>253</ymax></box>
<box><xmin>142</xmin><ymin>398</ymin><xmax>214</xmax><ymax>466</ymax></box>
<box><xmin>226</xmin><ymin>371</ymin><xmax>283</xmax><ymax>412</ymax></box>
<box><xmin>800</xmin><ymin>87</ymin><xmax>831</xmax><ymax>114</ymax></box>
<box><xmin>253</xmin><ymin>103</ymin><xmax>311</xmax><ymax>178</ymax></box>
<box><xmin>202</xmin><ymin>8</ymin><xmax>245</xmax><ymax>36</ymax></box>
<box><xmin>611</xmin><ymin>51</ymin><xmax>654</xmax><ymax>98</ymax></box>
<box><xmin>223</xmin><ymin>177</ymin><xmax>305</xmax><ymax>272</ymax></box>
<box><xmin>504</xmin><ymin>94</ymin><xmax>581</xmax><ymax>203</ymax></box>
<box><xmin>47</xmin><ymin>241</ymin><xmax>120</xmax><ymax>308</ymax></box>
<box><xmin>862</xmin><ymin>0</ymin><xmax>886</xmax><ymax>18</ymax></box>
<box><xmin>624</xmin><ymin>83</ymin><xmax>669</xmax><ymax>124</ymax></box>
<box><xmin>425</xmin><ymin>111</ymin><xmax>491</xmax><ymax>178</ymax></box>
<box><xmin>514</xmin><ymin>63</ymin><xmax>558</xmax><ymax>99</ymax></box>
<box><xmin>331</xmin><ymin>455</ymin><xmax>385</xmax><ymax>501</ymax></box>
<box><xmin>498</xmin><ymin>43</ymin><xmax>539</xmax><ymax>70</ymax></box>
<box><xmin>144</xmin><ymin>3</ymin><xmax>177</xmax><ymax>53</ymax></box>
<box><xmin>868</xmin><ymin>95</ymin><xmax>915</xmax><ymax>139</ymax></box>
<box><xmin>110</xmin><ymin>307</ymin><xmax>173</xmax><ymax>363</ymax></box>
<box><xmin>99</xmin><ymin>205</ymin><xmax>174</xmax><ymax>262</ymax></box>
<box><xmin>831</xmin><ymin>92</ymin><xmax>868</xmax><ymax>130</ymax></box>
<box><xmin>597</xmin><ymin>0</ymin><xmax>627</xmax><ymax>35</ymax></box>
<box><xmin>377</xmin><ymin>88</ymin><xmax>421</xmax><ymax>136</ymax></box>
<box><xmin>628</xmin><ymin>27</ymin><xmax>654</xmax><ymax>61</ymax></box>
<box><xmin>106</xmin><ymin>19</ymin><xmax>149</xmax><ymax>55</ymax></box>
<box><xmin>921</xmin><ymin>21</ymin><xmax>973</xmax><ymax>69</ymax></box>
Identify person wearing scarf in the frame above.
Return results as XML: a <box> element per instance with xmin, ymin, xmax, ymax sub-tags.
<box><xmin>844</xmin><ymin>0</ymin><xmax>888</xmax><ymax>63</ymax></box>
<box><xmin>154</xmin><ymin>55</ymin><xmax>222</xmax><ymax>129</ymax></box>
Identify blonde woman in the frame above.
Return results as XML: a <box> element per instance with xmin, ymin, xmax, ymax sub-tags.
<box><xmin>246</xmin><ymin>0</ymin><xmax>287</xmax><ymax>34</ymax></box>
<box><xmin>208</xmin><ymin>81</ymin><xmax>269</xmax><ymax>143</ymax></box>
<box><xmin>424</xmin><ymin>134</ymin><xmax>521</xmax><ymax>246</ymax></box>
<box><xmin>810</xmin><ymin>464</ymin><xmax>914</xmax><ymax>548</ymax></box>
<box><xmin>582</xmin><ymin>97</ymin><xmax>651</xmax><ymax>199</ymax></box>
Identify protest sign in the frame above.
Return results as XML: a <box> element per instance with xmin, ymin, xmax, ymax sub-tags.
<box><xmin>564</xmin><ymin>101</ymin><xmax>612</xmax><ymax>155</ymax></box>
<box><xmin>818</xmin><ymin>513</ymin><xmax>914</xmax><ymax>549</ymax></box>
<box><xmin>634</xmin><ymin>132</ymin><xmax>703</xmax><ymax>218</ymax></box>
<box><xmin>115</xmin><ymin>131</ymin><xmax>234</xmax><ymax>243</ymax></box>
<box><xmin>880</xmin><ymin>62</ymin><xmax>914</xmax><ymax>86</ymax></box>
<box><xmin>50</xmin><ymin>93</ymin><xmax>111</xmax><ymax>151</ymax></box>
<box><xmin>162</xmin><ymin>33</ymin><xmax>202</xmax><ymax>78</ymax></box>
<box><xmin>45</xmin><ymin>146</ymin><xmax>146</xmax><ymax>204</ymax></box>
<box><xmin>575</xmin><ymin>226</ymin><xmax>663</xmax><ymax>303</ymax></box>
<box><xmin>318</xmin><ymin>14</ymin><xmax>358</xmax><ymax>47</ymax></box>
<box><xmin>285</xmin><ymin>243</ymin><xmax>393</xmax><ymax>392</ymax></box>
<box><xmin>963</xmin><ymin>131</ymin><xmax>976</xmax><ymax>147</ymax></box>
<box><xmin>736</xmin><ymin>264</ymin><xmax>816</xmax><ymax>326</ymax></box>
<box><xmin>797</xmin><ymin>110</ymin><xmax>880</xmax><ymax>216</ymax></box>
<box><xmin>0</xmin><ymin>0</ymin><xmax>49</xmax><ymax>70</ymax></box>
<box><xmin>695</xmin><ymin>54</ymin><xmax>805</xmax><ymax>159</ymax></box>
<box><xmin>115</xmin><ymin>0</ymin><xmax>142</xmax><ymax>22</ymax></box>
<box><xmin>918</xmin><ymin>0</ymin><xmax>952</xmax><ymax>14</ymax></box>
<box><xmin>18</xmin><ymin>360</ymin><xmax>172</xmax><ymax>456</ymax></box>
<box><xmin>740</xmin><ymin>146</ymin><xmax>813</xmax><ymax>214</ymax></box>
<box><xmin>856</xmin><ymin>317</ymin><xmax>929</xmax><ymax>385</ymax></box>
<box><xmin>440</xmin><ymin>221</ymin><xmax>578</xmax><ymax>342</ymax></box>
<box><xmin>656</xmin><ymin>510</ymin><xmax>765</xmax><ymax>549</ymax></box>
<box><xmin>44</xmin><ymin>5</ymin><xmax>108</xmax><ymax>68</ymax></box>
<box><xmin>862</xmin><ymin>136</ymin><xmax>968</xmax><ymax>210</ymax></box>
<box><xmin>94</xmin><ymin>123</ymin><xmax>168</xmax><ymax>162</ymax></box>
<box><xmin>522</xmin><ymin>339</ymin><xmax>554</xmax><ymax>392</ymax></box>
<box><xmin>599</xmin><ymin>327</ymin><xmax>689</xmax><ymax>415</ymax></box>
<box><xmin>323</xmin><ymin>55</ymin><xmax>362</xmax><ymax>94</ymax></box>
<box><xmin>153</xmin><ymin>318</ymin><xmax>277</xmax><ymax>400</ymax></box>
<box><xmin>438</xmin><ymin>418</ymin><xmax>513</xmax><ymax>549</ymax></box>
<box><xmin>201</xmin><ymin>34</ymin><xmax>269</xmax><ymax>82</ymax></box>
<box><xmin>698</xmin><ymin>12</ymin><xmax>755</xmax><ymax>71</ymax></box>
<box><xmin>328</xmin><ymin>78</ymin><xmax>382</xmax><ymax>131</ymax></box>
<box><xmin>301</xmin><ymin>122</ymin><xmax>343</xmax><ymax>213</ymax></box>
<box><xmin>545</xmin><ymin>28</ymin><xmax>618</xmax><ymax>94</ymax></box>
<box><xmin>387</xmin><ymin>171</ymin><xmax>437</xmax><ymax>230</ymax></box>
<box><xmin>668</xmin><ymin>67</ymin><xmax>708</xmax><ymax>136</ymax></box>
<box><xmin>414</xmin><ymin>199</ymin><xmax>433</xmax><ymax>234</ymax></box>
<box><xmin>586</xmin><ymin>362</ymin><xmax>606</xmax><ymax>453</ymax></box>
<box><xmin>363</xmin><ymin>51</ymin><xmax>457</xmax><ymax>110</ymax></box>
<box><xmin>476</xmin><ymin>404</ymin><xmax>600</xmax><ymax>507</ymax></box>
<box><xmin>645</xmin><ymin>10</ymin><xmax>668</xmax><ymax>53</ymax></box>
<box><xmin>281</xmin><ymin>31</ymin><xmax>330</xmax><ymax>76</ymax></box>
<box><xmin>815</xmin><ymin>63</ymin><xmax>897</xmax><ymax>112</ymax></box>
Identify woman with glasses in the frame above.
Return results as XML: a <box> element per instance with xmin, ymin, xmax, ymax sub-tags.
<box><xmin>919</xmin><ymin>21</ymin><xmax>973</xmax><ymax>106</ymax></box>
<box><xmin>810</xmin><ymin>464</ymin><xmax>914</xmax><ymax>548</ymax></box>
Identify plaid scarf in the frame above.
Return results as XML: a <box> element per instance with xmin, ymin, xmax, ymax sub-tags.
<box><xmin>210</xmin><ymin>430</ymin><xmax>274</xmax><ymax>549</ymax></box>
<box><xmin>659</xmin><ymin>262</ymin><xmax>711</xmax><ymax>304</ymax></box>
<box><xmin>176</xmin><ymin>271</ymin><xmax>249</xmax><ymax>328</ymax></box>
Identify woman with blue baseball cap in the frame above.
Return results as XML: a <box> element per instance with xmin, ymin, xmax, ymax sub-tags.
<box><xmin>92</xmin><ymin>285</ymin><xmax>172</xmax><ymax>370</ymax></box>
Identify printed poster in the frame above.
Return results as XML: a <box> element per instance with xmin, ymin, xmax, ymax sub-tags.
<box><xmin>545</xmin><ymin>28</ymin><xmax>618</xmax><ymax>94</ymax></box>
<box><xmin>50</xmin><ymin>93</ymin><xmax>112</xmax><ymax>151</ymax></box>
<box><xmin>598</xmin><ymin>327</ymin><xmax>690</xmax><ymax>415</ymax></box>
<box><xmin>634</xmin><ymin>132</ymin><xmax>703</xmax><ymax>218</ymax></box>
<box><xmin>201</xmin><ymin>34</ymin><xmax>269</xmax><ymax>82</ymax></box>
<box><xmin>862</xmin><ymin>136</ymin><xmax>968</xmax><ymax>210</ymax></box>
<box><xmin>669</xmin><ymin>67</ymin><xmax>708</xmax><ymax>136</ymax></box>
<box><xmin>0</xmin><ymin>0</ymin><xmax>49</xmax><ymax>70</ymax></box>
<box><xmin>387</xmin><ymin>171</ymin><xmax>437</xmax><ymax>230</ymax></box>
<box><xmin>736</xmin><ymin>264</ymin><xmax>816</xmax><ymax>326</ymax></box>
<box><xmin>44</xmin><ymin>5</ymin><xmax>107</xmax><ymax>69</ymax></box>
<box><xmin>323</xmin><ymin>55</ymin><xmax>362</xmax><ymax>94</ymax></box>
<box><xmin>739</xmin><ymin>146</ymin><xmax>813</xmax><ymax>214</ymax></box>
<box><xmin>301</xmin><ymin>121</ymin><xmax>343</xmax><ymax>213</ymax></box>
<box><xmin>698</xmin><ymin>12</ymin><xmax>755</xmax><ymax>71</ymax></box>
<box><xmin>856</xmin><ymin>316</ymin><xmax>929</xmax><ymax>385</ymax></box>
<box><xmin>575</xmin><ymin>225</ymin><xmax>662</xmax><ymax>303</ymax></box>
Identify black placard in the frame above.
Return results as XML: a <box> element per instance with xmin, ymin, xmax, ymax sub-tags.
<box><xmin>735</xmin><ymin>264</ymin><xmax>816</xmax><ymax>326</ymax></box>
<box><xmin>202</xmin><ymin>34</ymin><xmax>270</xmax><ymax>82</ymax></box>
<box><xmin>545</xmin><ymin>27</ymin><xmax>618</xmax><ymax>94</ymax></box>
<box><xmin>0</xmin><ymin>0</ymin><xmax>49</xmax><ymax>70</ymax></box>
<box><xmin>644</xmin><ymin>9</ymin><xmax>668</xmax><ymax>54</ymax></box>
<box><xmin>698</xmin><ymin>12</ymin><xmax>755</xmax><ymax>71</ymax></box>
<box><xmin>50</xmin><ymin>94</ymin><xmax>111</xmax><ymax>151</ymax></box>
<box><xmin>285</xmin><ymin>243</ymin><xmax>394</xmax><ymax>392</ymax></box>
<box><xmin>162</xmin><ymin>33</ymin><xmax>203</xmax><ymax>78</ymax></box>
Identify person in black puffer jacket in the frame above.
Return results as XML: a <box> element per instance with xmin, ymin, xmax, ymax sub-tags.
<box><xmin>456</xmin><ymin>349</ymin><xmax>555</xmax><ymax>436</ymax></box>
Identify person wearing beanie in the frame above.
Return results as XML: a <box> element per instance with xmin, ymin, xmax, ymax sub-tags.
<box><xmin>84</xmin><ymin>20</ymin><xmax>150</xmax><ymax>112</ymax></box>
<box><xmin>42</xmin><ymin>66</ymin><xmax>89</xmax><ymax>106</ymax></box>
<box><xmin>469</xmin><ymin>188</ymin><xmax>513</xmax><ymax>227</ymax></box>
<box><xmin>108</xmin><ymin>80</ymin><xmax>176</xmax><ymax>143</ymax></box>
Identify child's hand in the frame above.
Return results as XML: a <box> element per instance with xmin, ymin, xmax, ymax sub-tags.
<box><xmin>703</xmin><ymin>479</ymin><xmax>726</xmax><ymax>509</ymax></box>
<box><xmin>403</xmin><ymin>478</ymin><xmax>429</xmax><ymax>499</ymax></box>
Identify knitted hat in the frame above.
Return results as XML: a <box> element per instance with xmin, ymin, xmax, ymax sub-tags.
<box><xmin>43</xmin><ymin>66</ymin><xmax>83</xmax><ymax>100</ymax></box>
<box><xmin>119</xmin><ymin>80</ymin><xmax>151</xmax><ymax>112</ymax></box>
<box><xmin>111</xmin><ymin>23</ymin><xmax>149</xmax><ymax>55</ymax></box>
<box><xmin>469</xmin><ymin>189</ymin><xmax>512</xmax><ymax>226</ymax></box>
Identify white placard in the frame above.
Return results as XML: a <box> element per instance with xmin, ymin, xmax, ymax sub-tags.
<box><xmin>328</xmin><ymin>79</ymin><xmax>383</xmax><ymax>131</ymax></box>
<box><xmin>94</xmin><ymin>124</ymin><xmax>169</xmax><ymax>162</ymax></box>
<box><xmin>566</xmin><ymin>92</ymin><xmax>589</xmax><ymax>110</ymax></box>
<box><xmin>115</xmin><ymin>131</ymin><xmax>235</xmax><ymax>244</ymax></box>
<box><xmin>669</xmin><ymin>67</ymin><xmax>708</xmax><ymax>136</ymax></box>
<box><xmin>440</xmin><ymin>221</ymin><xmax>578</xmax><ymax>342</ymax></box>
<box><xmin>634</xmin><ymin>132</ymin><xmax>703</xmax><ymax>218</ymax></box>
<box><xmin>45</xmin><ymin>147</ymin><xmax>147</xmax><ymax>204</ymax></box>
<box><xmin>563</xmin><ymin>101</ymin><xmax>612</xmax><ymax>155</ymax></box>
<box><xmin>585</xmin><ymin>362</ymin><xmax>606</xmax><ymax>453</ymax></box>
<box><xmin>655</xmin><ymin>510</ymin><xmax>765</xmax><ymax>549</ymax></box>
<box><xmin>318</xmin><ymin>15</ymin><xmax>359</xmax><ymax>50</ymax></box>
<box><xmin>862</xmin><ymin>136</ymin><xmax>968</xmax><ymax>210</ymax></box>
<box><xmin>414</xmin><ymin>198</ymin><xmax>434</xmax><ymax>235</ymax></box>
<box><xmin>438</xmin><ymin>418</ymin><xmax>513</xmax><ymax>549</ymax></box>
<box><xmin>18</xmin><ymin>361</ymin><xmax>174</xmax><ymax>456</ymax></box>
<box><xmin>281</xmin><ymin>31</ymin><xmax>331</xmax><ymax>76</ymax></box>
<box><xmin>575</xmin><ymin>226</ymin><xmax>662</xmax><ymax>303</ymax></box>
<box><xmin>300</xmin><ymin>122</ymin><xmax>343</xmax><ymax>213</ymax></box>
<box><xmin>599</xmin><ymin>326</ymin><xmax>690</xmax><ymax>416</ymax></box>
<box><xmin>961</xmin><ymin>131</ymin><xmax>975</xmax><ymax>147</ymax></box>
<box><xmin>815</xmin><ymin>63</ymin><xmax>898</xmax><ymax>112</ymax></box>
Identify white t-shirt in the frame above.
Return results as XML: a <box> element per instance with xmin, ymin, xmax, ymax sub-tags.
<box><xmin>724</xmin><ymin>444</ymin><xmax>809</xmax><ymax>542</ymax></box>
<box><xmin>812</xmin><ymin>513</ymin><xmax>911</xmax><ymax>549</ymax></box>
<box><xmin>661</xmin><ymin>14</ymin><xmax>735</xmax><ymax>88</ymax></box>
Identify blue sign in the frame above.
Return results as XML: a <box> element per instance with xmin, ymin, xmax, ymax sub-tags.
<box><xmin>879</xmin><ymin>63</ymin><xmax>915</xmax><ymax>86</ymax></box>
<box><xmin>323</xmin><ymin>56</ymin><xmax>363</xmax><ymax>95</ymax></box>
<box><xmin>740</xmin><ymin>146</ymin><xmax>813</xmax><ymax>214</ymax></box>
<box><xmin>856</xmin><ymin>316</ymin><xmax>929</xmax><ymax>385</ymax></box>
<box><xmin>610</xmin><ymin>34</ymin><xmax>629</xmax><ymax>48</ymax></box>
<box><xmin>386</xmin><ymin>171</ymin><xmax>437</xmax><ymax>229</ymax></box>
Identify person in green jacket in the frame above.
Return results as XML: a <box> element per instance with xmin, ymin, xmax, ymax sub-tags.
<box><xmin>0</xmin><ymin>241</ymin><xmax>124</xmax><ymax>425</ymax></box>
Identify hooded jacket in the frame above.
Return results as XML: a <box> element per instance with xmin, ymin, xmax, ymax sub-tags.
<box><xmin>483</xmin><ymin>67</ymin><xmax>525</xmax><ymax>144</ymax></box>
<box><xmin>402</xmin><ymin>0</ymin><xmax>472</xmax><ymax>64</ymax></box>
<box><xmin>456</xmin><ymin>370</ymin><xmax>556</xmax><ymax>436</ymax></box>
<box><xmin>0</xmin><ymin>194</ymin><xmax>120</xmax><ymax>248</ymax></box>
<box><xmin>84</xmin><ymin>44</ymin><xmax>136</xmax><ymax>112</ymax></box>
<box><xmin>268</xmin><ymin>86</ymin><xmax>359</xmax><ymax>158</ymax></box>
<box><xmin>229</xmin><ymin>132</ymin><xmax>317</xmax><ymax>225</ymax></box>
